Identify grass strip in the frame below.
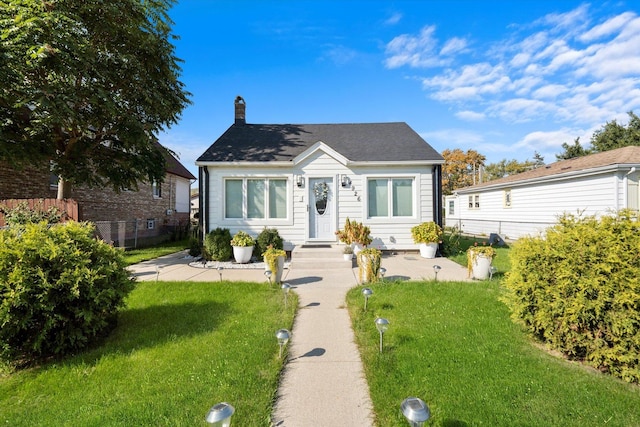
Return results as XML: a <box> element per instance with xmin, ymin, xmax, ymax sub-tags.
<box><xmin>0</xmin><ymin>280</ymin><xmax>296</xmax><ymax>426</ymax></box>
<box><xmin>121</xmin><ymin>239</ymin><xmax>190</xmax><ymax>266</ymax></box>
<box><xmin>347</xmin><ymin>280</ymin><xmax>640</xmax><ymax>426</ymax></box>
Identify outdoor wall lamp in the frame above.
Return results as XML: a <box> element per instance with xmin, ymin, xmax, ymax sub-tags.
<box><xmin>375</xmin><ymin>317</ymin><xmax>389</xmax><ymax>353</ymax></box>
<box><xmin>296</xmin><ymin>175</ymin><xmax>304</xmax><ymax>188</ymax></box>
<box><xmin>401</xmin><ymin>397</ymin><xmax>430</xmax><ymax>427</ymax></box>
<box><xmin>362</xmin><ymin>287</ymin><xmax>373</xmax><ymax>311</ymax></box>
<box><xmin>205</xmin><ymin>402</ymin><xmax>235</xmax><ymax>426</ymax></box>
<box><xmin>276</xmin><ymin>328</ymin><xmax>291</xmax><ymax>358</ymax></box>
<box><xmin>341</xmin><ymin>175</ymin><xmax>351</xmax><ymax>187</ymax></box>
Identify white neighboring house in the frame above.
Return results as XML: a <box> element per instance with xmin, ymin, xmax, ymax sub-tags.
<box><xmin>190</xmin><ymin>192</ymin><xmax>199</xmax><ymax>219</ymax></box>
<box><xmin>445</xmin><ymin>146</ymin><xmax>640</xmax><ymax>240</ymax></box>
<box><xmin>195</xmin><ymin>96</ymin><xmax>445</xmax><ymax>251</ymax></box>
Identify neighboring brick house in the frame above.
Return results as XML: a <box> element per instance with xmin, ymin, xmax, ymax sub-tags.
<box><xmin>0</xmin><ymin>148</ymin><xmax>196</xmax><ymax>247</ymax></box>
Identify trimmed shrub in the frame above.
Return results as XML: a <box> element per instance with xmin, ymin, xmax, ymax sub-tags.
<box><xmin>502</xmin><ymin>210</ymin><xmax>640</xmax><ymax>383</ymax></box>
<box><xmin>204</xmin><ymin>228</ymin><xmax>232</xmax><ymax>261</ymax></box>
<box><xmin>0</xmin><ymin>221</ymin><xmax>135</xmax><ymax>364</ymax></box>
<box><xmin>0</xmin><ymin>201</ymin><xmax>62</xmax><ymax>226</ymax></box>
<box><xmin>255</xmin><ymin>227</ymin><xmax>283</xmax><ymax>258</ymax></box>
<box><xmin>188</xmin><ymin>237</ymin><xmax>201</xmax><ymax>257</ymax></box>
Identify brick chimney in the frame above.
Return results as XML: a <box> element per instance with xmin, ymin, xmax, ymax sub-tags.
<box><xmin>234</xmin><ymin>96</ymin><xmax>246</xmax><ymax>125</ymax></box>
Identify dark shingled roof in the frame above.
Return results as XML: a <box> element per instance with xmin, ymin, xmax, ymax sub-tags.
<box><xmin>456</xmin><ymin>145</ymin><xmax>640</xmax><ymax>192</ymax></box>
<box><xmin>197</xmin><ymin>122</ymin><xmax>443</xmax><ymax>163</ymax></box>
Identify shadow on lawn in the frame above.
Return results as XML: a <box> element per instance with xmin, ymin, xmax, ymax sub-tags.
<box><xmin>67</xmin><ymin>300</ymin><xmax>231</xmax><ymax>367</ymax></box>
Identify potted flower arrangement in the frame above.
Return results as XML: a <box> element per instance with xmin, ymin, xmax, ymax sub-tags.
<box><xmin>336</xmin><ymin>218</ymin><xmax>372</xmax><ymax>256</ymax></box>
<box><xmin>230</xmin><ymin>230</ymin><xmax>255</xmax><ymax>264</ymax></box>
<box><xmin>342</xmin><ymin>245</ymin><xmax>353</xmax><ymax>261</ymax></box>
<box><xmin>467</xmin><ymin>243</ymin><xmax>496</xmax><ymax>280</ymax></box>
<box><xmin>410</xmin><ymin>221</ymin><xmax>442</xmax><ymax>259</ymax></box>
<box><xmin>357</xmin><ymin>247</ymin><xmax>382</xmax><ymax>283</ymax></box>
<box><xmin>263</xmin><ymin>245</ymin><xmax>287</xmax><ymax>284</ymax></box>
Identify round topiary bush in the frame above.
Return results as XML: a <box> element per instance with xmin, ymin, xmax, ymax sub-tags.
<box><xmin>204</xmin><ymin>228</ymin><xmax>232</xmax><ymax>261</ymax></box>
<box><xmin>502</xmin><ymin>210</ymin><xmax>640</xmax><ymax>383</ymax></box>
<box><xmin>0</xmin><ymin>221</ymin><xmax>135</xmax><ymax>364</ymax></box>
<box><xmin>255</xmin><ymin>227</ymin><xmax>283</xmax><ymax>258</ymax></box>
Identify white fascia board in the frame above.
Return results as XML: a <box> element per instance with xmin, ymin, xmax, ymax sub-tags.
<box><xmin>195</xmin><ymin>161</ymin><xmax>292</xmax><ymax>168</ymax></box>
<box><xmin>455</xmin><ymin>164</ymin><xmax>637</xmax><ymax>194</ymax></box>
<box><xmin>293</xmin><ymin>141</ymin><xmax>349</xmax><ymax>166</ymax></box>
<box><xmin>348</xmin><ymin>160</ymin><xmax>445</xmax><ymax>167</ymax></box>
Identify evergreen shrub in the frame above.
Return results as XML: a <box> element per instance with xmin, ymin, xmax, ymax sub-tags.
<box><xmin>0</xmin><ymin>221</ymin><xmax>134</xmax><ymax>364</ymax></box>
<box><xmin>204</xmin><ymin>228</ymin><xmax>232</xmax><ymax>261</ymax></box>
<box><xmin>255</xmin><ymin>227</ymin><xmax>283</xmax><ymax>258</ymax></box>
<box><xmin>502</xmin><ymin>210</ymin><xmax>640</xmax><ymax>383</ymax></box>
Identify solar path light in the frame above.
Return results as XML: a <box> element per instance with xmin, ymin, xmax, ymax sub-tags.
<box><xmin>490</xmin><ymin>266</ymin><xmax>497</xmax><ymax>280</ymax></box>
<box><xmin>205</xmin><ymin>402</ymin><xmax>235</xmax><ymax>426</ymax></box>
<box><xmin>375</xmin><ymin>317</ymin><xmax>389</xmax><ymax>353</ymax></box>
<box><xmin>264</xmin><ymin>269</ymin><xmax>272</xmax><ymax>286</ymax></box>
<box><xmin>217</xmin><ymin>266</ymin><xmax>224</xmax><ymax>282</ymax></box>
<box><xmin>281</xmin><ymin>283</ymin><xmax>291</xmax><ymax>308</ymax></box>
<box><xmin>362</xmin><ymin>288</ymin><xmax>373</xmax><ymax>312</ymax></box>
<box><xmin>401</xmin><ymin>397</ymin><xmax>430</xmax><ymax>427</ymax></box>
<box><xmin>379</xmin><ymin>267</ymin><xmax>386</xmax><ymax>281</ymax></box>
<box><xmin>276</xmin><ymin>328</ymin><xmax>291</xmax><ymax>358</ymax></box>
<box><xmin>433</xmin><ymin>264</ymin><xmax>441</xmax><ymax>282</ymax></box>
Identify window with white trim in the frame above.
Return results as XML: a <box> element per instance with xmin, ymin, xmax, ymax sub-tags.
<box><xmin>367</xmin><ymin>178</ymin><xmax>414</xmax><ymax>218</ymax></box>
<box><xmin>225</xmin><ymin>178</ymin><xmax>287</xmax><ymax>219</ymax></box>
<box><xmin>468</xmin><ymin>194</ymin><xmax>480</xmax><ymax>209</ymax></box>
<box><xmin>503</xmin><ymin>189</ymin><xmax>512</xmax><ymax>208</ymax></box>
<box><xmin>152</xmin><ymin>180</ymin><xmax>162</xmax><ymax>198</ymax></box>
<box><xmin>448</xmin><ymin>200</ymin><xmax>455</xmax><ymax>215</ymax></box>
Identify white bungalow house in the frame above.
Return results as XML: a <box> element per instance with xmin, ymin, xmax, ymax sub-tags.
<box><xmin>444</xmin><ymin>146</ymin><xmax>640</xmax><ymax>240</ymax></box>
<box><xmin>195</xmin><ymin>96</ymin><xmax>445</xmax><ymax>251</ymax></box>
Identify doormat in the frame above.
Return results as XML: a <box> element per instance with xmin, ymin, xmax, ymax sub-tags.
<box><xmin>300</xmin><ymin>244</ymin><xmax>332</xmax><ymax>248</ymax></box>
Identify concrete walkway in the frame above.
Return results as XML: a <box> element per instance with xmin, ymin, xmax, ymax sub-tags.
<box><xmin>128</xmin><ymin>247</ymin><xmax>470</xmax><ymax>426</ymax></box>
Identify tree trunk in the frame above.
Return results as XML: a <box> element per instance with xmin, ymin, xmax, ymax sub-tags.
<box><xmin>57</xmin><ymin>177</ymin><xmax>72</xmax><ymax>200</ymax></box>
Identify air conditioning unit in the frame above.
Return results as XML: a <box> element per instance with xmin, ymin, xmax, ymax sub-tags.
<box><xmin>166</xmin><ymin>209</ymin><xmax>173</xmax><ymax>215</ymax></box>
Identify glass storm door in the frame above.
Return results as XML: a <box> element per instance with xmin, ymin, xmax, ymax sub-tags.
<box><xmin>308</xmin><ymin>177</ymin><xmax>334</xmax><ymax>240</ymax></box>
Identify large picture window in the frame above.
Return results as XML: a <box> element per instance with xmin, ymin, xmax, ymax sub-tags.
<box><xmin>367</xmin><ymin>178</ymin><xmax>414</xmax><ymax>218</ymax></box>
<box><xmin>225</xmin><ymin>178</ymin><xmax>287</xmax><ymax>220</ymax></box>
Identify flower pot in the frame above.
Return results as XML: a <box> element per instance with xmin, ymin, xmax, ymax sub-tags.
<box><xmin>470</xmin><ymin>253</ymin><xmax>492</xmax><ymax>280</ymax></box>
<box><xmin>343</xmin><ymin>253</ymin><xmax>353</xmax><ymax>261</ymax></box>
<box><xmin>353</xmin><ymin>243</ymin><xmax>364</xmax><ymax>256</ymax></box>
<box><xmin>265</xmin><ymin>255</ymin><xmax>285</xmax><ymax>283</ymax></box>
<box><xmin>232</xmin><ymin>245</ymin><xmax>253</xmax><ymax>264</ymax></box>
<box><xmin>419</xmin><ymin>242</ymin><xmax>438</xmax><ymax>259</ymax></box>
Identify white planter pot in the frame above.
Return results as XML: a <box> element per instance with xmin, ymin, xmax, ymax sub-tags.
<box><xmin>233</xmin><ymin>245</ymin><xmax>253</xmax><ymax>264</ymax></box>
<box><xmin>353</xmin><ymin>243</ymin><xmax>364</xmax><ymax>256</ymax></box>
<box><xmin>470</xmin><ymin>253</ymin><xmax>492</xmax><ymax>280</ymax></box>
<box><xmin>343</xmin><ymin>253</ymin><xmax>353</xmax><ymax>261</ymax></box>
<box><xmin>264</xmin><ymin>255</ymin><xmax>285</xmax><ymax>283</ymax></box>
<box><xmin>419</xmin><ymin>242</ymin><xmax>438</xmax><ymax>259</ymax></box>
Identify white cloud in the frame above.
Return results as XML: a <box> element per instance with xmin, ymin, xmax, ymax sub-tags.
<box><xmin>384</xmin><ymin>12</ymin><xmax>403</xmax><ymax>26</ymax></box>
<box><xmin>440</xmin><ymin>37</ymin><xmax>468</xmax><ymax>56</ymax></box>
<box><xmin>384</xmin><ymin>25</ymin><xmax>467</xmax><ymax>68</ymax></box>
<box><xmin>579</xmin><ymin>11</ymin><xmax>636</xmax><ymax>42</ymax></box>
<box><xmin>456</xmin><ymin>110</ymin><xmax>485</xmax><ymax>121</ymax></box>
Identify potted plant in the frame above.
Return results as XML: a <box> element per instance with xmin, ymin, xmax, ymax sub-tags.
<box><xmin>263</xmin><ymin>245</ymin><xmax>287</xmax><ymax>284</ymax></box>
<box><xmin>230</xmin><ymin>230</ymin><xmax>255</xmax><ymax>264</ymax></box>
<box><xmin>467</xmin><ymin>244</ymin><xmax>496</xmax><ymax>280</ymax></box>
<box><xmin>336</xmin><ymin>218</ymin><xmax>371</xmax><ymax>256</ymax></box>
<box><xmin>342</xmin><ymin>245</ymin><xmax>353</xmax><ymax>261</ymax></box>
<box><xmin>335</xmin><ymin>217</ymin><xmax>354</xmax><ymax>245</ymax></box>
<box><xmin>357</xmin><ymin>247</ymin><xmax>382</xmax><ymax>283</ymax></box>
<box><xmin>411</xmin><ymin>221</ymin><xmax>442</xmax><ymax>259</ymax></box>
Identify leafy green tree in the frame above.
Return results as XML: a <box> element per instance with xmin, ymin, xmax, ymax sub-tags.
<box><xmin>591</xmin><ymin>111</ymin><xmax>640</xmax><ymax>152</ymax></box>
<box><xmin>484</xmin><ymin>158</ymin><xmax>538</xmax><ymax>181</ymax></box>
<box><xmin>0</xmin><ymin>0</ymin><xmax>190</xmax><ymax>198</ymax></box>
<box><xmin>556</xmin><ymin>137</ymin><xmax>591</xmax><ymax>160</ymax></box>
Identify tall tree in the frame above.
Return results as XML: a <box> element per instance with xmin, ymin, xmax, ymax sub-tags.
<box><xmin>441</xmin><ymin>148</ymin><xmax>486</xmax><ymax>195</ymax></box>
<box><xmin>591</xmin><ymin>111</ymin><xmax>640</xmax><ymax>152</ymax></box>
<box><xmin>484</xmin><ymin>158</ymin><xmax>537</xmax><ymax>182</ymax></box>
<box><xmin>0</xmin><ymin>0</ymin><xmax>190</xmax><ymax>199</ymax></box>
<box><xmin>556</xmin><ymin>137</ymin><xmax>590</xmax><ymax>160</ymax></box>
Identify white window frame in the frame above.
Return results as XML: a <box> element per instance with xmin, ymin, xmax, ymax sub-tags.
<box><xmin>365</xmin><ymin>175</ymin><xmax>417</xmax><ymax>222</ymax></box>
<box><xmin>448</xmin><ymin>199</ymin><xmax>455</xmax><ymax>216</ymax></box>
<box><xmin>503</xmin><ymin>189</ymin><xmax>512</xmax><ymax>208</ymax></box>
<box><xmin>468</xmin><ymin>194</ymin><xmax>480</xmax><ymax>210</ymax></box>
<box><xmin>223</xmin><ymin>177</ymin><xmax>290</xmax><ymax>222</ymax></box>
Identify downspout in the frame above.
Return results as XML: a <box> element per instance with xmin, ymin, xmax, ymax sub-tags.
<box><xmin>198</xmin><ymin>166</ymin><xmax>207</xmax><ymax>242</ymax></box>
<box><xmin>432</xmin><ymin>164</ymin><xmax>443</xmax><ymax>228</ymax></box>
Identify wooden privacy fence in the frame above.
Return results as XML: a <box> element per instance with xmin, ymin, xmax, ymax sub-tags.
<box><xmin>0</xmin><ymin>198</ymin><xmax>79</xmax><ymax>227</ymax></box>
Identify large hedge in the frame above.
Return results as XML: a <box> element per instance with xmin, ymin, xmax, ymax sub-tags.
<box><xmin>502</xmin><ymin>210</ymin><xmax>640</xmax><ymax>383</ymax></box>
<box><xmin>203</xmin><ymin>227</ymin><xmax>232</xmax><ymax>261</ymax></box>
<box><xmin>0</xmin><ymin>221</ymin><xmax>135</xmax><ymax>363</ymax></box>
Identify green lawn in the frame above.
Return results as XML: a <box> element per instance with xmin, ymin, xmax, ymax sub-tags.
<box><xmin>0</xmin><ymin>280</ymin><xmax>296</xmax><ymax>426</ymax></box>
<box><xmin>121</xmin><ymin>239</ymin><xmax>190</xmax><ymax>265</ymax></box>
<box><xmin>347</xmin><ymin>280</ymin><xmax>640</xmax><ymax>426</ymax></box>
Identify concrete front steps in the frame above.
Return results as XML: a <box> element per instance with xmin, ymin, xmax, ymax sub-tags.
<box><xmin>291</xmin><ymin>244</ymin><xmax>353</xmax><ymax>270</ymax></box>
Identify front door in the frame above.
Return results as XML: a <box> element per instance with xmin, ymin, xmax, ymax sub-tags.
<box><xmin>308</xmin><ymin>177</ymin><xmax>334</xmax><ymax>240</ymax></box>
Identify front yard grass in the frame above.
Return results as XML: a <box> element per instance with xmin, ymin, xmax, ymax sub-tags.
<box><xmin>0</xmin><ymin>280</ymin><xmax>296</xmax><ymax>426</ymax></box>
<box><xmin>121</xmin><ymin>238</ymin><xmax>190</xmax><ymax>265</ymax></box>
<box><xmin>347</xmin><ymin>280</ymin><xmax>640</xmax><ymax>426</ymax></box>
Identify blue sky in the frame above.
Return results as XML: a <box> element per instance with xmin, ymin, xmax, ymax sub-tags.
<box><xmin>160</xmin><ymin>1</ymin><xmax>640</xmax><ymax>179</ymax></box>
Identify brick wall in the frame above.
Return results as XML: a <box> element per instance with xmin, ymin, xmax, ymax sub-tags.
<box><xmin>0</xmin><ymin>161</ymin><xmax>190</xmax><ymax>242</ymax></box>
